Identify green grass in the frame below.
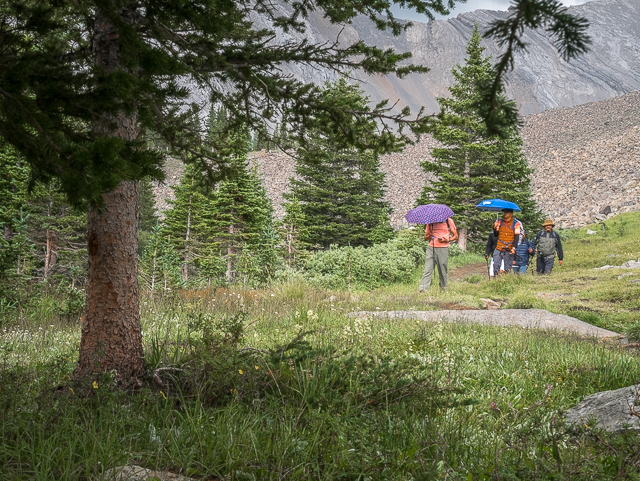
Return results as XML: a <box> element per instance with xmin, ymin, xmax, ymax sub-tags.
<box><xmin>3</xmin><ymin>212</ymin><xmax>640</xmax><ymax>479</ymax></box>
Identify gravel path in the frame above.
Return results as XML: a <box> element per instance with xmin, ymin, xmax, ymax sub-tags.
<box><xmin>351</xmin><ymin>309</ymin><xmax>619</xmax><ymax>338</ymax></box>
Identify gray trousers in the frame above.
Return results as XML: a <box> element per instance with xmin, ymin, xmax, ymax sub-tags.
<box><xmin>537</xmin><ymin>254</ymin><xmax>555</xmax><ymax>274</ymax></box>
<box><xmin>492</xmin><ymin>249</ymin><xmax>514</xmax><ymax>275</ymax></box>
<box><xmin>419</xmin><ymin>247</ymin><xmax>449</xmax><ymax>291</ymax></box>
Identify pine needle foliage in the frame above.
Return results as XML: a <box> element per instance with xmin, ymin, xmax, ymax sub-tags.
<box><xmin>286</xmin><ymin>79</ymin><xmax>394</xmax><ymax>250</ymax></box>
<box><xmin>418</xmin><ymin>26</ymin><xmax>543</xmax><ymax>245</ymax></box>
<box><xmin>205</xmin><ymin>132</ymin><xmax>276</xmax><ymax>284</ymax></box>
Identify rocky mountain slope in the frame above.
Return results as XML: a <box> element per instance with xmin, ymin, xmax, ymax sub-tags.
<box><xmin>153</xmin><ymin>90</ymin><xmax>640</xmax><ymax>230</ymax></box>
<box><xmin>524</xmin><ymin>90</ymin><xmax>640</xmax><ymax>228</ymax></box>
<box><xmin>242</xmin><ymin>0</ymin><xmax>640</xmax><ymax>116</ymax></box>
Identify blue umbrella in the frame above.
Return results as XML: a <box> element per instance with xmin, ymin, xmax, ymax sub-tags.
<box><xmin>476</xmin><ymin>199</ymin><xmax>521</xmax><ymax>212</ymax></box>
<box><xmin>405</xmin><ymin>204</ymin><xmax>454</xmax><ymax>224</ymax></box>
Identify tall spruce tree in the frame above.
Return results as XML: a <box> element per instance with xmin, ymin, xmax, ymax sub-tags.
<box><xmin>0</xmin><ymin>0</ymin><xmax>589</xmax><ymax>385</ymax></box>
<box><xmin>417</xmin><ymin>26</ymin><xmax>543</xmax><ymax>250</ymax></box>
<box><xmin>280</xmin><ymin>194</ymin><xmax>310</xmax><ymax>266</ymax></box>
<box><xmin>205</xmin><ymin>132</ymin><xmax>275</xmax><ymax>283</ymax></box>
<box><xmin>162</xmin><ymin>164</ymin><xmax>210</xmax><ymax>282</ymax></box>
<box><xmin>26</xmin><ymin>180</ymin><xmax>87</xmax><ymax>282</ymax></box>
<box><xmin>0</xmin><ymin>143</ymin><xmax>32</xmax><ymax>299</ymax></box>
<box><xmin>286</xmin><ymin>79</ymin><xmax>394</xmax><ymax>249</ymax></box>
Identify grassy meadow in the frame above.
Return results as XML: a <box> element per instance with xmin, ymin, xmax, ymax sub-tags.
<box><xmin>2</xmin><ymin>213</ymin><xmax>640</xmax><ymax>480</ymax></box>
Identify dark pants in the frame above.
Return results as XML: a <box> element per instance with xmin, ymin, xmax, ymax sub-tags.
<box><xmin>492</xmin><ymin>249</ymin><xmax>514</xmax><ymax>275</ymax></box>
<box><xmin>537</xmin><ymin>254</ymin><xmax>555</xmax><ymax>274</ymax></box>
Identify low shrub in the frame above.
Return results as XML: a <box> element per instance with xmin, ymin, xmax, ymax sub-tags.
<box><xmin>303</xmin><ymin>235</ymin><xmax>424</xmax><ymax>290</ymax></box>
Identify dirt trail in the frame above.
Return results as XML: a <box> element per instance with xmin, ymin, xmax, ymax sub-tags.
<box><xmin>449</xmin><ymin>262</ymin><xmax>489</xmax><ymax>280</ymax></box>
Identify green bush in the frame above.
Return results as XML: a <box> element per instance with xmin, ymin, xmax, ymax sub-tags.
<box><xmin>303</xmin><ymin>233</ymin><xmax>425</xmax><ymax>289</ymax></box>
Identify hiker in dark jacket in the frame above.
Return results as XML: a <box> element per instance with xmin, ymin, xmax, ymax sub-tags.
<box><xmin>532</xmin><ymin>219</ymin><xmax>563</xmax><ymax>274</ymax></box>
<box><xmin>484</xmin><ymin>231</ymin><xmax>498</xmax><ymax>259</ymax></box>
<box><xmin>512</xmin><ymin>234</ymin><xmax>534</xmax><ymax>274</ymax></box>
<box><xmin>484</xmin><ymin>230</ymin><xmax>500</xmax><ymax>277</ymax></box>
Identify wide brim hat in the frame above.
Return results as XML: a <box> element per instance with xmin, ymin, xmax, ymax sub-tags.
<box><xmin>542</xmin><ymin>219</ymin><xmax>555</xmax><ymax>227</ymax></box>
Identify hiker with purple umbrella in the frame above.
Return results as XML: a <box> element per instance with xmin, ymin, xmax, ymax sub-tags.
<box><xmin>406</xmin><ymin>204</ymin><xmax>458</xmax><ymax>292</ymax></box>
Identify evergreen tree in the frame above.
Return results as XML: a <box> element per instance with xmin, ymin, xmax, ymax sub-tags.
<box><xmin>286</xmin><ymin>79</ymin><xmax>394</xmax><ymax>249</ymax></box>
<box><xmin>138</xmin><ymin>177</ymin><xmax>159</xmax><ymax>255</ymax></box>
<box><xmin>280</xmin><ymin>194</ymin><xmax>310</xmax><ymax>266</ymax></box>
<box><xmin>0</xmin><ymin>0</ymin><xmax>589</xmax><ymax>384</ymax></box>
<box><xmin>139</xmin><ymin>223</ymin><xmax>182</xmax><ymax>293</ymax></box>
<box><xmin>417</xmin><ymin>26</ymin><xmax>543</xmax><ymax>250</ymax></box>
<box><xmin>205</xmin><ymin>133</ymin><xmax>276</xmax><ymax>283</ymax></box>
<box><xmin>162</xmin><ymin>164</ymin><xmax>210</xmax><ymax>282</ymax></box>
<box><xmin>0</xmin><ymin>144</ymin><xmax>32</xmax><ymax>299</ymax></box>
<box><xmin>26</xmin><ymin>180</ymin><xmax>87</xmax><ymax>282</ymax></box>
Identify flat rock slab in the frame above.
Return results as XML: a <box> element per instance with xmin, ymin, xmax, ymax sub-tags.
<box><xmin>351</xmin><ymin>309</ymin><xmax>618</xmax><ymax>338</ymax></box>
<box><xmin>99</xmin><ymin>466</ymin><xmax>195</xmax><ymax>481</ymax></box>
<box><xmin>566</xmin><ymin>384</ymin><xmax>640</xmax><ymax>432</ymax></box>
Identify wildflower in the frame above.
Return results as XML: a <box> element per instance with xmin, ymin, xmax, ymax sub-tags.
<box><xmin>92</xmin><ymin>381</ymin><xmax>98</xmax><ymax>389</ymax></box>
<box><xmin>255</xmin><ymin>365</ymin><xmax>259</xmax><ymax>370</ymax></box>
<box><xmin>239</xmin><ymin>369</ymin><xmax>243</xmax><ymax>375</ymax></box>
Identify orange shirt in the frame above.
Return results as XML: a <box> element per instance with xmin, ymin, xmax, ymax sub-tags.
<box><xmin>425</xmin><ymin>219</ymin><xmax>457</xmax><ymax>248</ymax></box>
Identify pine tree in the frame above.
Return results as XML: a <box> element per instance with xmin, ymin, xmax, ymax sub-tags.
<box><xmin>138</xmin><ymin>177</ymin><xmax>159</xmax><ymax>255</ymax></box>
<box><xmin>205</xmin><ymin>132</ymin><xmax>276</xmax><ymax>283</ymax></box>
<box><xmin>286</xmin><ymin>79</ymin><xmax>394</xmax><ymax>249</ymax></box>
<box><xmin>417</xmin><ymin>25</ymin><xmax>543</xmax><ymax>250</ymax></box>
<box><xmin>0</xmin><ymin>144</ymin><xmax>32</xmax><ymax>299</ymax></box>
<box><xmin>26</xmin><ymin>180</ymin><xmax>86</xmax><ymax>282</ymax></box>
<box><xmin>162</xmin><ymin>164</ymin><xmax>210</xmax><ymax>283</ymax></box>
<box><xmin>140</xmin><ymin>223</ymin><xmax>182</xmax><ymax>293</ymax></box>
<box><xmin>280</xmin><ymin>194</ymin><xmax>310</xmax><ymax>266</ymax></box>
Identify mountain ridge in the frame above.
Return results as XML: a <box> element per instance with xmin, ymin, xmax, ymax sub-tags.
<box><xmin>248</xmin><ymin>0</ymin><xmax>640</xmax><ymax>116</ymax></box>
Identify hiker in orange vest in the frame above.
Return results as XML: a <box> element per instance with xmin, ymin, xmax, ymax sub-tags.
<box><xmin>490</xmin><ymin>209</ymin><xmax>523</xmax><ymax>277</ymax></box>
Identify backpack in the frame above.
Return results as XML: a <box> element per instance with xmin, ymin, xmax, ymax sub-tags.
<box><xmin>537</xmin><ymin>231</ymin><xmax>558</xmax><ymax>256</ymax></box>
<box><xmin>495</xmin><ymin>218</ymin><xmax>522</xmax><ymax>250</ymax></box>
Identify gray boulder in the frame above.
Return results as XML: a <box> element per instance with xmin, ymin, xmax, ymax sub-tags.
<box><xmin>566</xmin><ymin>384</ymin><xmax>640</xmax><ymax>432</ymax></box>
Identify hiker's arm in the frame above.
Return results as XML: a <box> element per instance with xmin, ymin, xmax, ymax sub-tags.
<box><xmin>449</xmin><ymin>221</ymin><xmax>459</xmax><ymax>242</ymax></box>
<box><xmin>485</xmin><ymin>235</ymin><xmax>493</xmax><ymax>258</ymax></box>
<box><xmin>532</xmin><ymin>232</ymin><xmax>540</xmax><ymax>251</ymax></box>
<box><xmin>556</xmin><ymin>234</ymin><xmax>564</xmax><ymax>262</ymax></box>
<box><xmin>424</xmin><ymin>224</ymin><xmax>432</xmax><ymax>241</ymax></box>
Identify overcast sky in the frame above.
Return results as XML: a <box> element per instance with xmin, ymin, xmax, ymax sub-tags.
<box><xmin>390</xmin><ymin>0</ymin><xmax>594</xmax><ymax>21</ymax></box>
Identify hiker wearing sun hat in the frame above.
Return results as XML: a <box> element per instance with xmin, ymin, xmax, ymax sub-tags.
<box><xmin>532</xmin><ymin>219</ymin><xmax>563</xmax><ymax>274</ymax></box>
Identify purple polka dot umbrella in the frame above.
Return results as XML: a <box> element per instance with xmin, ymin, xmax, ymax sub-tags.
<box><xmin>405</xmin><ymin>204</ymin><xmax>455</xmax><ymax>225</ymax></box>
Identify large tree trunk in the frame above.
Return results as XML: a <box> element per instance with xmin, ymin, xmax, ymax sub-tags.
<box><xmin>76</xmin><ymin>182</ymin><xmax>144</xmax><ymax>383</ymax></box>
<box><xmin>458</xmin><ymin>227</ymin><xmax>467</xmax><ymax>251</ymax></box>
<box><xmin>74</xmin><ymin>6</ymin><xmax>144</xmax><ymax>384</ymax></box>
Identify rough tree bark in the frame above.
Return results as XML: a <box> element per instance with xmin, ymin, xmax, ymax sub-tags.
<box><xmin>74</xmin><ymin>6</ymin><xmax>145</xmax><ymax>384</ymax></box>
